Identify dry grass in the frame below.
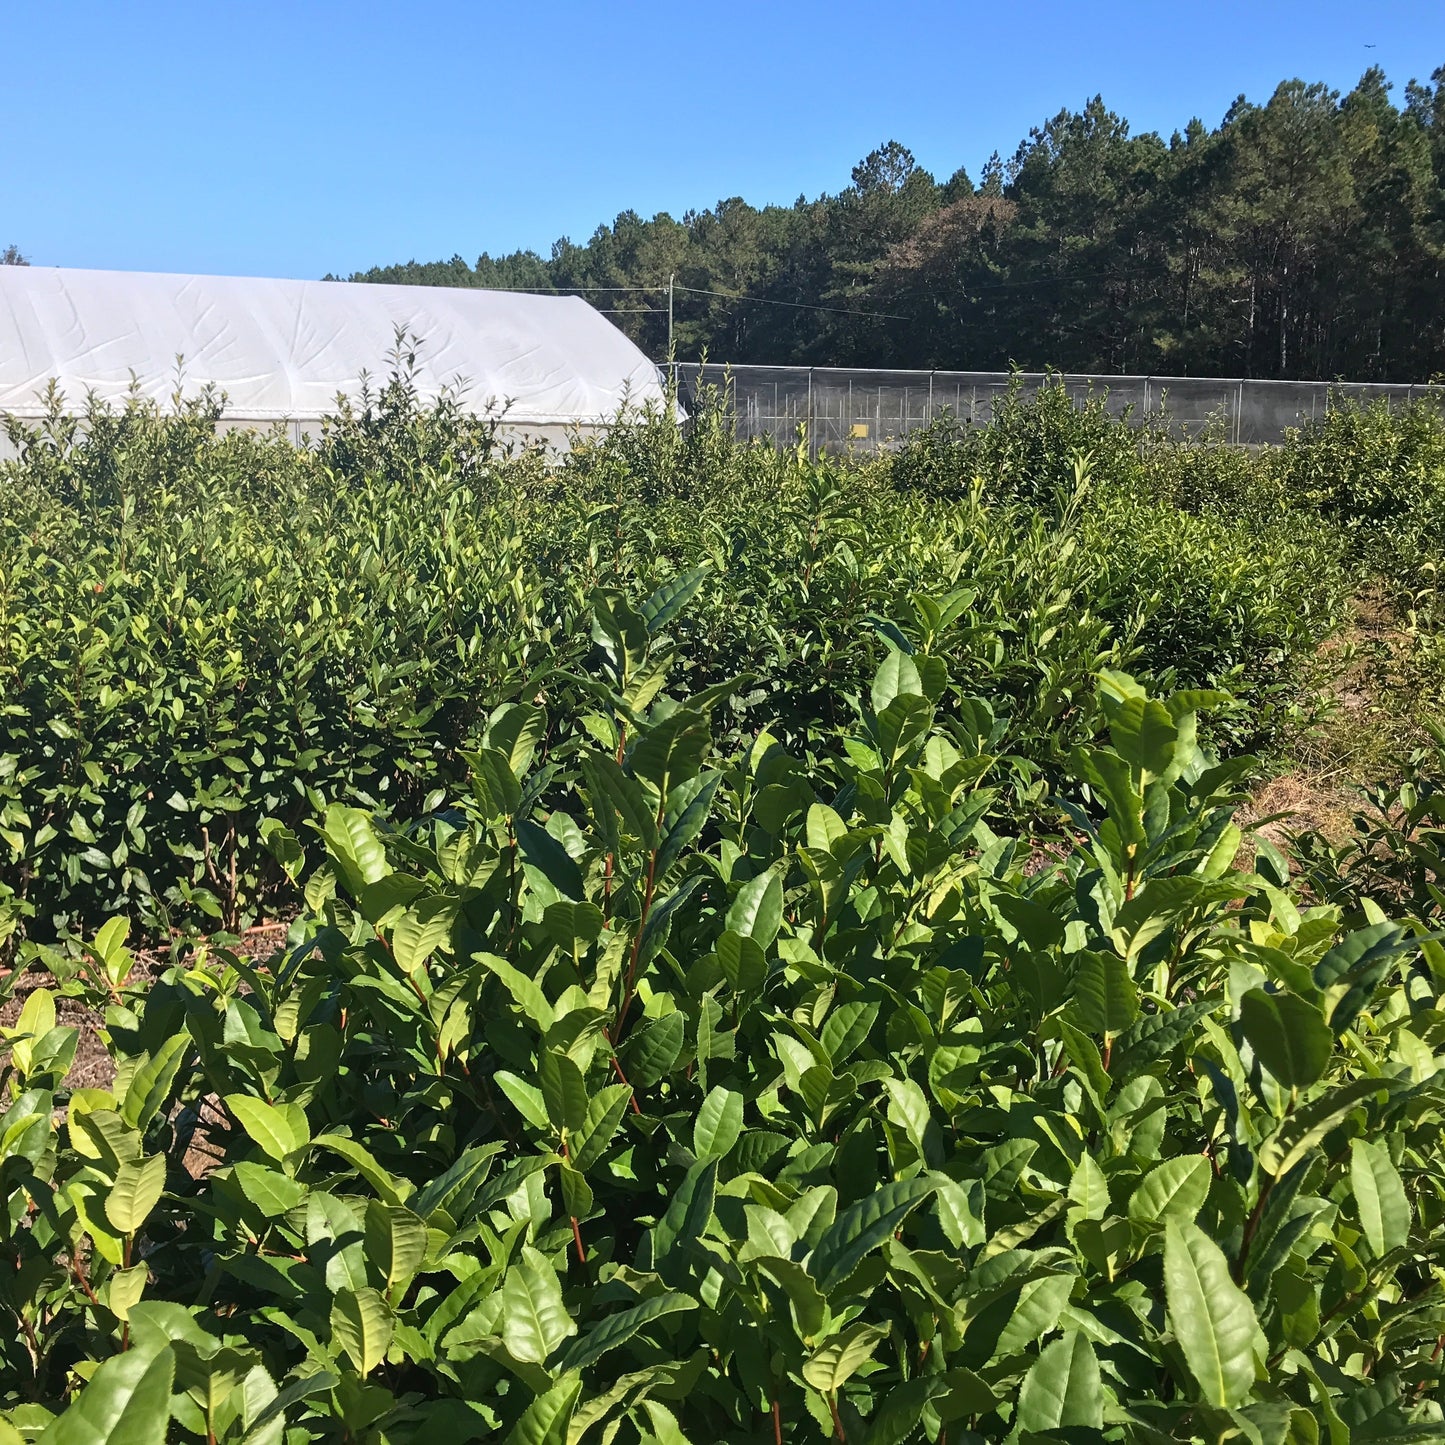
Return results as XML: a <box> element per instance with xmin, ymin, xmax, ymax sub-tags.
<box><xmin>1241</xmin><ymin>587</ymin><xmax>1440</xmax><ymax>867</ymax></box>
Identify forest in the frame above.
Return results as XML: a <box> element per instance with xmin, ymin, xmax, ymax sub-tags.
<box><xmin>340</xmin><ymin>67</ymin><xmax>1445</xmax><ymax>381</ymax></box>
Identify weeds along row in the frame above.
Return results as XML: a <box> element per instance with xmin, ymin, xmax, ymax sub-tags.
<box><xmin>0</xmin><ymin>374</ymin><xmax>1441</xmax><ymax>946</ymax></box>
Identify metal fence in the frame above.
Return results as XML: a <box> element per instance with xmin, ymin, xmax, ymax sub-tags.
<box><xmin>671</xmin><ymin>363</ymin><xmax>1445</xmax><ymax>453</ymax></box>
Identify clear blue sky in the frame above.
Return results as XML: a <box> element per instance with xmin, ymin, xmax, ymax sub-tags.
<box><xmin>4</xmin><ymin>0</ymin><xmax>1442</xmax><ymax>281</ymax></box>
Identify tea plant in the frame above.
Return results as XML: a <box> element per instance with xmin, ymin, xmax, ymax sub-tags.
<box><xmin>0</xmin><ymin>377</ymin><xmax>1349</xmax><ymax>948</ymax></box>
<box><xmin>3</xmin><ymin>592</ymin><xmax>1443</xmax><ymax>1442</ymax></box>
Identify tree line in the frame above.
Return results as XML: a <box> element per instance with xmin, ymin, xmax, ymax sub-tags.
<box><xmin>340</xmin><ymin>68</ymin><xmax>1445</xmax><ymax>382</ymax></box>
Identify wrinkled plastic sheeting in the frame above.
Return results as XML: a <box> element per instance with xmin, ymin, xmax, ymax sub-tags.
<box><xmin>0</xmin><ymin>266</ymin><xmax>668</xmax><ymax>427</ymax></box>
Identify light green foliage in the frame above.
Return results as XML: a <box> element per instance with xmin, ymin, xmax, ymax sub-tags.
<box><xmin>4</xmin><ymin>601</ymin><xmax>1445</xmax><ymax>1443</ymax></box>
<box><xmin>0</xmin><ymin>373</ymin><xmax>1357</xmax><ymax>953</ymax></box>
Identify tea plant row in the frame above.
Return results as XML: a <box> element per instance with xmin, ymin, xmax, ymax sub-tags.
<box><xmin>3</xmin><ymin>612</ymin><xmax>1442</xmax><ymax>1441</ymax></box>
<box><xmin>0</xmin><ymin>377</ymin><xmax>1363</xmax><ymax>947</ymax></box>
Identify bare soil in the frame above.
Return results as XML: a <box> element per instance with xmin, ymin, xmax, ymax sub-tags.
<box><xmin>0</xmin><ymin>920</ymin><xmax>293</xmax><ymax>1097</ymax></box>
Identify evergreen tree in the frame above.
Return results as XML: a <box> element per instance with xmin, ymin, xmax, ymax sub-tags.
<box><xmin>340</xmin><ymin>66</ymin><xmax>1445</xmax><ymax>380</ymax></box>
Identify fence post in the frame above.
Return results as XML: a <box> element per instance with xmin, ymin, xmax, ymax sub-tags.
<box><xmin>807</xmin><ymin>368</ymin><xmax>815</xmax><ymax>462</ymax></box>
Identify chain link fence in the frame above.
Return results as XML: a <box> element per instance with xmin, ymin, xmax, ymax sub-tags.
<box><xmin>672</xmin><ymin>363</ymin><xmax>1445</xmax><ymax>453</ymax></box>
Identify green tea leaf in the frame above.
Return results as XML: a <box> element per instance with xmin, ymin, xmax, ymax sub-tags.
<box><xmin>390</xmin><ymin>905</ymin><xmax>455</xmax><ymax>974</ymax></box>
<box><xmin>317</xmin><ymin>805</ymin><xmax>388</xmax><ymax>899</ymax></box>
<box><xmin>106</xmin><ymin>1264</ymin><xmax>149</xmax><ymax>1322</ymax></box>
<box><xmin>105</xmin><ymin>1155</ymin><xmax>166</xmax><ymax>1235</ymax></box>
<box><xmin>1238</xmin><ymin>989</ymin><xmax>1332</xmax><ymax>1090</ymax></box>
<box><xmin>1068</xmin><ymin>1156</ymin><xmax>1110</xmax><ymax>1222</ymax></box>
<box><xmin>1110</xmin><ymin>695</ymin><xmax>1179</xmax><ymax>781</ymax></box>
<box><xmin>992</xmin><ymin>1272</ymin><xmax>1075</xmax><ymax>1358</ymax></box>
<box><xmin>557</xmin><ymin>1291</ymin><xmax>696</xmax><ymax>1374</ymax></box>
<box><xmin>641</xmin><ymin>565</ymin><xmax>710</xmax><ymax>634</ymax></box>
<box><xmin>630</xmin><ymin>709</ymin><xmax>711</xmax><ymax>795</ymax></box>
<box><xmin>1164</xmin><ymin>1221</ymin><xmax>1260</xmax><ymax>1407</ymax></box>
<box><xmin>810</xmin><ymin>1177</ymin><xmax>939</xmax><ymax>1292</ymax></box>
<box><xmin>364</xmin><ymin>1201</ymin><xmax>429</xmax><ymax>1295</ymax></box>
<box><xmin>1128</xmin><ymin>1154</ymin><xmax>1212</xmax><ymax>1226</ymax></box>
<box><xmin>502</xmin><ymin>1247</ymin><xmax>577</xmax><ymax>1364</ymax></box>
<box><xmin>727</xmin><ymin>869</ymin><xmax>783</xmax><ymax>947</ymax></box>
<box><xmin>1015</xmin><ymin>1332</ymin><xmax>1103</xmax><ymax>1432</ymax></box>
<box><xmin>538</xmin><ymin>1049</ymin><xmax>588</xmax><ymax>1134</ymax></box>
<box><xmin>871</xmin><ymin>652</ymin><xmax>923</xmax><ymax>714</ymax></box>
<box><xmin>1258</xmin><ymin>1077</ymin><xmax>1400</xmax><ymax>1178</ymax></box>
<box><xmin>120</xmin><ymin>1035</ymin><xmax>188</xmax><ymax>1131</ymax></box>
<box><xmin>330</xmin><ymin>1287</ymin><xmax>393</xmax><ymax>1376</ymax></box>
<box><xmin>569</xmin><ymin>1084</ymin><xmax>633</xmax><ymax>1172</ymax></box>
<box><xmin>504</xmin><ymin>1374</ymin><xmax>582</xmax><ymax>1445</ymax></box>
<box><xmin>38</xmin><ymin>1343</ymin><xmax>174</xmax><ymax>1445</ymax></box>
<box><xmin>543</xmin><ymin>900</ymin><xmax>605</xmax><ymax>950</ymax></box>
<box><xmin>1069</xmin><ymin>951</ymin><xmax>1139</xmax><ymax>1037</ymax></box>
<box><xmin>1350</xmin><ymin>1137</ymin><xmax>1410</xmax><ymax>1258</ymax></box>
<box><xmin>516</xmin><ymin>818</ymin><xmax>585</xmax><ymax>901</ymax></box>
<box><xmin>652</xmin><ymin>1160</ymin><xmax>717</xmax><ymax>1262</ymax></box>
<box><xmin>693</xmin><ymin>1085</ymin><xmax>744</xmax><ymax>1162</ymax></box>
<box><xmin>224</xmin><ymin>1094</ymin><xmax>309</xmax><ymax>1162</ymax></box>
<box><xmin>820</xmin><ymin>1000</ymin><xmax>879</xmax><ymax>1065</ymax></box>
<box><xmin>802</xmin><ymin>1322</ymin><xmax>889</xmax><ymax>1393</ymax></box>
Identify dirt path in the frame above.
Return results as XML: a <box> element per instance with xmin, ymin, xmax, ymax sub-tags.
<box><xmin>1240</xmin><ymin>589</ymin><xmax>1417</xmax><ymax>857</ymax></box>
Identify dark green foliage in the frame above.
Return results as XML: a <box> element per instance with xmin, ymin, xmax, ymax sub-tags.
<box><xmin>4</xmin><ymin>639</ymin><xmax>1443</xmax><ymax>1442</ymax></box>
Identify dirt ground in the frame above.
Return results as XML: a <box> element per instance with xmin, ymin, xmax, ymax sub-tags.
<box><xmin>0</xmin><ymin>920</ymin><xmax>292</xmax><ymax>1096</ymax></box>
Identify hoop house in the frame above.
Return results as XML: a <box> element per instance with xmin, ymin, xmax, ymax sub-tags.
<box><xmin>0</xmin><ymin>266</ymin><xmax>668</xmax><ymax>448</ymax></box>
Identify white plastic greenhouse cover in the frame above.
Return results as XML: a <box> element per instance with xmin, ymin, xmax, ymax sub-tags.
<box><xmin>0</xmin><ymin>265</ymin><xmax>668</xmax><ymax>426</ymax></box>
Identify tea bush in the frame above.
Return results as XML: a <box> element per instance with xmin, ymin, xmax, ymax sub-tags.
<box><xmin>3</xmin><ymin>615</ymin><xmax>1443</xmax><ymax>1442</ymax></box>
<box><xmin>1</xmin><ymin>381</ymin><xmax>1346</xmax><ymax>945</ymax></box>
<box><xmin>888</xmin><ymin>378</ymin><xmax>1148</xmax><ymax>506</ymax></box>
<box><xmin>1274</xmin><ymin>397</ymin><xmax>1445</xmax><ymax>595</ymax></box>
<box><xmin>0</xmin><ymin>418</ymin><xmax>562</xmax><ymax>943</ymax></box>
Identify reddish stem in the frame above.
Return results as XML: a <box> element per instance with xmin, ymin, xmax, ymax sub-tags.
<box><xmin>609</xmin><ymin>1054</ymin><xmax>643</xmax><ymax>1115</ymax></box>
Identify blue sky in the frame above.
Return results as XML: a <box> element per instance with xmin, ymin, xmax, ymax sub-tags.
<box><xmin>4</xmin><ymin>1</ymin><xmax>1443</xmax><ymax>280</ymax></box>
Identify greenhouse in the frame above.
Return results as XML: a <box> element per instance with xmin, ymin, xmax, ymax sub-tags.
<box><xmin>0</xmin><ymin>265</ymin><xmax>668</xmax><ymax>447</ymax></box>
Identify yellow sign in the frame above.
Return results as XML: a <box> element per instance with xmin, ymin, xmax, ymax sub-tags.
<box><xmin>850</xmin><ymin>423</ymin><xmax>870</xmax><ymax>438</ymax></box>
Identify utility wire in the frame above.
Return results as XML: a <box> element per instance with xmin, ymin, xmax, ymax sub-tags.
<box><xmin>370</xmin><ymin>265</ymin><xmax>1179</xmax><ymax>312</ymax></box>
<box><xmin>474</xmin><ymin>280</ymin><xmax>904</xmax><ymax>322</ymax></box>
<box><xmin>672</xmin><ymin>285</ymin><xmax>905</xmax><ymax>321</ymax></box>
<box><xmin>476</xmin><ymin>284</ymin><xmax>659</xmax><ymax>293</ymax></box>
<box><xmin>470</xmin><ymin>273</ymin><xmax>1164</xmax><ymax>313</ymax></box>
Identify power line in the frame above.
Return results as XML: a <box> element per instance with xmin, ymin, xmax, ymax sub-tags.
<box><xmin>476</xmin><ymin>284</ymin><xmax>661</xmax><ymax>294</ymax></box>
<box><xmin>674</xmin><ymin>285</ymin><xmax>905</xmax><ymax>321</ymax></box>
<box><xmin>471</xmin><ymin>280</ymin><xmax>904</xmax><ymax>323</ymax></box>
